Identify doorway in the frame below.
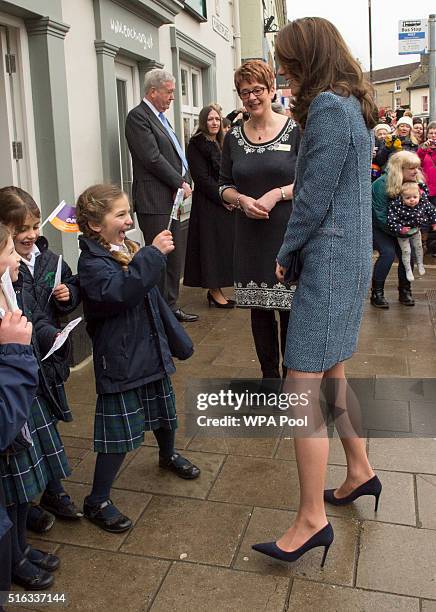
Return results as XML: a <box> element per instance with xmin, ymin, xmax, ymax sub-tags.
<box><xmin>0</xmin><ymin>24</ymin><xmax>29</xmax><ymax>189</ymax></box>
<box><xmin>115</xmin><ymin>60</ymin><xmax>143</xmax><ymax>245</ymax></box>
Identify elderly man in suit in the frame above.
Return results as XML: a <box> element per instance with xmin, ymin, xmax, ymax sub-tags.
<box><xmin>125</xmin><ymin>68</ymin><xmax>198</xmax><ymax>322</ymax></box>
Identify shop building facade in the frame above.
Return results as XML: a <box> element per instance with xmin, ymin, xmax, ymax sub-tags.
<box><xmin>0</xmin><ymin>0</ymin><xmax>239</xmax><ymax>267</ymax></box>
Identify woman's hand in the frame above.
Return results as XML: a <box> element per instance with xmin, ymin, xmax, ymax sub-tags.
<box><xmin>222</xmin><ymin>202</ymin><xmax>234</xmax><ymax>212</ymax></box>
<box><xmin>52</xmin><ymin>283</ymin><xmax>70</xmax><ymax>302</ymax></box>
<box><xmin>240</xmin><ymin>195</ymin><xmax>269</xmax><ymax>219</ymax></box>
<box><xmin>275</xmin><ymin>262</ymin><xmax>287</xmax><ymax>283</ymax></box>
<box><xmin>152</xmin><ymin>230</ymin><xmax>175</xmax><ymax>255</ymax></box>
<box><xmin>255</xmin><ymin>189</ymin><xmax>280</xmax><ymax>214</ymax></box>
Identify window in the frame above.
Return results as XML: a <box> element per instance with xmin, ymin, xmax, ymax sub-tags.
<box><xmin>423</xmin><ymin>96</ymin><xmax>429</xmax><ymax>113</ymax></box>
<box><xmin>180</xmin><ymin>63</ymin><xmax>203</xmax><ymax>146</ymax></box>
<box><xmin>184</xmin><ymin>0</ymin><xmax>207</xmax><ymax>20</ymax></box>
<box><xmin>395</xmin><ymin>97</ymin><xmax>401</xmax><ymax>110</ymax></box>
<box><xmin>394</xmin><ymin>81</ymin><xmax>401</xmax><ymax>93</ymax></box>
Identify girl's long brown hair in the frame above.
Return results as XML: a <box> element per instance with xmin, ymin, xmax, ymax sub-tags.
<box><xmin>275</xmin><ymin>17</ymin><xmax>378</xmax><ymax>129</ymax></box>
<box><xmin>76</xmin><ymin>184</ymin><xmax>139</xmax><ymax>269</ymax></box>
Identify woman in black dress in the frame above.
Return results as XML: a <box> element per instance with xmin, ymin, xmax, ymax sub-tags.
<box><xmin>184</xmin><ymin>105</ymin><xmax>235</xmax><ymax>307</ymax></box>
<box><xmin>219</xmin><ymin>60</ymin><xmax>300</xmax><ymax>380</ymax></box>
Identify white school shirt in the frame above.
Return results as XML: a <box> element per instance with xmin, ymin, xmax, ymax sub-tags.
<box><xmin>21</xmin><ymin>244</ymin><xmax>41</xmax><ymax>277</ymax></box>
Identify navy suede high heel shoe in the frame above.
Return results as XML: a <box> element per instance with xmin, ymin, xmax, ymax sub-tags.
<box><xmin>252</xmin><ymin>522</ymin><xmax>334</xmax><ymax>568</ymax></box>
<box><xmin>324</xmin><ymin>475</ymin><xmax>382</xmax><ymax>511</ymax></box>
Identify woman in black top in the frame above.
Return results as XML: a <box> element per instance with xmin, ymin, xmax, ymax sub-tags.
<box><xmin>184</xmin><ymin>105</ymin><xmax>235</xmax><ymax>307</ymax></box>
<box><xmin>219</xmin><ymin>60</ymin><xmax>300</xmax><ymax>381</ymax></box>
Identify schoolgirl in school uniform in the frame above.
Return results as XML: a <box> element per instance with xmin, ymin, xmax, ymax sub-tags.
<box><xmin>0</xmin><ymin>224</ymin><xmax>64</xmax><ymax>590</ymax></box>
<box><xmin>0</xmin><ymin>308</ymin><xmax>38</xmax><ymax>605</ymax></box>
<box><xmin>76</xmin><ymin>184</ymin><xmax>200</xmax><ymax>533</ymax></box>
<box><xmin>0</xmin><ymin>187</ymin><xmax>82</xmax><ymax>527</ymax></box>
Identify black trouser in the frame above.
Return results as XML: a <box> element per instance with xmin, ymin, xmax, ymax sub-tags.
<box><xmin>250</xmin><ymin>309</ymin><xmax>290</xmax><ymax>378</ymax></box>
<box><xmin>137</xmin><ymin>213</ymin><xmax>183</xmax><ymax>311</ymax></box>
<box><xmin>372</xmin><ymin>226</ymin><xmax>412</xmax><ymax>288</ymax></box>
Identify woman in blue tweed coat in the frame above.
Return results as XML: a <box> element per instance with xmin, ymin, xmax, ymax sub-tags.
<box><xmin>252</xmin><ymin>18</ymin><xmax>382</xmax><ymax>567</ymax></box>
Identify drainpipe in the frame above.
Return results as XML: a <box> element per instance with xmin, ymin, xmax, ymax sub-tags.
<box><xmin>232</xmin><ymin>0</ymin><xmax>241</xmax><ymax>106</ymax></box>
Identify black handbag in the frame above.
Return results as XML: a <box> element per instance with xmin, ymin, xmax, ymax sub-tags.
<box><xmin>283</xmin><ymin>251</ymin><xmax>302</xmax><ymax>284</ymax></box>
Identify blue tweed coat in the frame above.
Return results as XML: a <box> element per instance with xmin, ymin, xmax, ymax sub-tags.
<box><xmin>277</xmin><ymin>92</ymin><xmax>373</xmax><ymax>372</ymax></box>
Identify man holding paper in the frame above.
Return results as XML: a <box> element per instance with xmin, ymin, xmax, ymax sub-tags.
<box><xmin>125</xmin><ymin>68</ymin><xmax>198</xmax><ymax>322</ymax></box>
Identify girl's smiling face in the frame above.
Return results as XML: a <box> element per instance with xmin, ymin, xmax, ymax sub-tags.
<box><xmin>13</xmin><ymin>213</ymin><xmax>40</xmax><ymax>259</ymax></box>
<box><xmin>89</xmin><ymin>194</ymin><xmax>133</xmax><ymax>246</ymax></box>
<box><xmin>0</xmin><ymin>235</ymin><xmax>21</xmax><ymax>282</ymax></box>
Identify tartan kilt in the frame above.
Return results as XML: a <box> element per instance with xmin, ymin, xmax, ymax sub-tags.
<box><xmin>0</xmin><ymin>396</ymin><xmax>71</xmax><ymax>505</ymax></box>
<box><xmin>94</xmin><ymin>375</ymin><xmax>177</xmax><ymax>454</ymax></box>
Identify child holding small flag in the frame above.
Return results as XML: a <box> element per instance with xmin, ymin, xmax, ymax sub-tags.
<box><xmin>76</xmin><ymin>184</ymin><xmax>200</xmax><ymax>533</ymax></box>
<box><xmin>0</xmin><ymin>187</ymin><xmax>82</xmax><ymax>529</ymax></box>
<box><xmin>0</xmin><ymin>223</ymin><xmax>66</xmax><ymax>590</ymax></box>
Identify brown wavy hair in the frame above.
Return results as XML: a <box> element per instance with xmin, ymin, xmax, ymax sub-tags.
<box><xmin>76</xmin><ymin>184</ymin><xmax>139</xmax><ymax>269</ymax></box>
<box><xmin>192</xmin><ymin>105</ymin><xmax>224</xmax><ymax>148</ymax></box>
<box><xmin>0</xmin><ymin>186</ymin><xmax>40</xmax><ymax>232</ymax></box>
<box><xmin>275</xmin><ymin>17</ymin><xmax>378</xmax><ymax>129</ymax></box>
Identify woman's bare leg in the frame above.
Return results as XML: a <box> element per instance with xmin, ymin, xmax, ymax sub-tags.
<box><xmin>325</xmin><ymin>362</ymin><xmax>374</xmax><ymax>498</ymax></box>
<box><xmin>276</xmin><ymin>369</ymin><xmax>329</xmax><ymax>552</ymax></box>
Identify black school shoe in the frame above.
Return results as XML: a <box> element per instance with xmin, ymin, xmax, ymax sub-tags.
<box><xmin>23</xmin><ymin>545</ymin><xmax>60</xmax><ymax>572</ymax></box>
<box><xmin>83</xmin><ymin>498</ymin><xmax>132</xmax><ymax>533</ymax></box>
<box><xmin>26</xmin><ymin>503</ymin><xmax>55</xmax><ymax>533</ymax></box>
<box><xmin>12</xmin><ymin>558</ymin><xmax>54</xmax><ymax>590</ymax></box>
<box><xmin>159</xmin><ymin>453</ymin><xmax>200</xmax><ymax>479</ymax></box>
<box><xmin>40</xmin><ymin>491</ymin><xmax>83</xmax><ymax>520</ymax></box>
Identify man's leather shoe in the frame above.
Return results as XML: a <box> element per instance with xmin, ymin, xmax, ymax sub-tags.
<box><xmin>159</xmin><ymin>453</ymin><xmax>201</xmax><ymax>479</ymax></box>
<box><xmin>173</xmin><ymin>309</ymin><xmax>199</xmax><ymax>323</ymax></box>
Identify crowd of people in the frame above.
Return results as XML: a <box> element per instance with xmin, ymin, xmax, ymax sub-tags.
<box><xmin>0</xmin><ymin>14</ymin><xmax>435</xmax><ymax>605</ymax></box>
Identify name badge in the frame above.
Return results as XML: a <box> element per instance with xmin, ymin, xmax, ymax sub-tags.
<box><xmin>275</xmin><ymin>143</ymin><xmax>291</xmax><ymax>152</ymax></box>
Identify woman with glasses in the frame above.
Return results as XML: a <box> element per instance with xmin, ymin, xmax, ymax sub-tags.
<box><xmin>219</xmin><ymin>59</ymin><xmax>300</xmax><ymax>383</ymax></box>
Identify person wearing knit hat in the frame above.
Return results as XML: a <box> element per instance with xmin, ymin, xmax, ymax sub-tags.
<box><xmin>374</xmin><ymin>124</ymin><xmax>390</xmax><ymax>138</ymax></box>
<box><xmin>396</xmin><ymin>116</ymin><xmax>413</xmax><ymax>130</ymax></box>
<box><xmin>374</xmin><ymin>115</ymin><xmax>418</xmax><ymax>170</ymax></box>
<box><xmin>372</xmin><ymin>124</ymin><xmax>391</xmax><ymax>181</ymax></box>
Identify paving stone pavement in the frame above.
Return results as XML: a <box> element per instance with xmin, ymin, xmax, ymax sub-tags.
<box><xmin>13</xmin><ymin>264</ymin><xmax>436</xmax><ymax>611</ymax></box>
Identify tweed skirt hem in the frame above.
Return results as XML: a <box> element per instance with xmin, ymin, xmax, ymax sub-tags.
<box><xmin>0</xmin><ymin>396</ymin><xmax>71</xmax><ymax>505</ymax></box>
<box><xmin>94</xmin><ymin>376</ymin><xmax>177</xmax><ymax>454</ymax></box>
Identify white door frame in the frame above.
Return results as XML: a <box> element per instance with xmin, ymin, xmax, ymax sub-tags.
<box><xmin>115</xmin><ymin>58</ymin><xmax>143</xmax><ymax>245</ymax></box>
<box><xmin>0</xmin><ymin>11</ymin><xmax>39</xmax><ymax>202</ymax></box>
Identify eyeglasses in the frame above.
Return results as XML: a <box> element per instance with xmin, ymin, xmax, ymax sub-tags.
<box><xmin>239</xmin><ymin>86</ymin><xmax>267</xmax><ymax>100</ymax></box>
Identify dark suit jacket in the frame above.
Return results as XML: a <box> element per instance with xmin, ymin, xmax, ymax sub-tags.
<box><xmin>125</xmin><ymin>100</ymin><xmax>188</xmax><ymax>215</ymax></box>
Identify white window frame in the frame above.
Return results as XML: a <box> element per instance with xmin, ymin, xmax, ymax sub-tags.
<box><xmin>394</xmin><ymin>80</ymin><xmax>401</xmax><ymax>93</ymax></box>
<box><xmin>180</xmin><ymin>62</ymin><xmax>203</xmax><ymax>146</ymax></box>
<box><xmin>180</xmin><ymin>62</ymin><xmax>203</xmax><ymax>115</ymax></box>
<box><xmin>423</xmin><ymin>95</ymin><xmax>429</xmax><ymax>113</ymax></box>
